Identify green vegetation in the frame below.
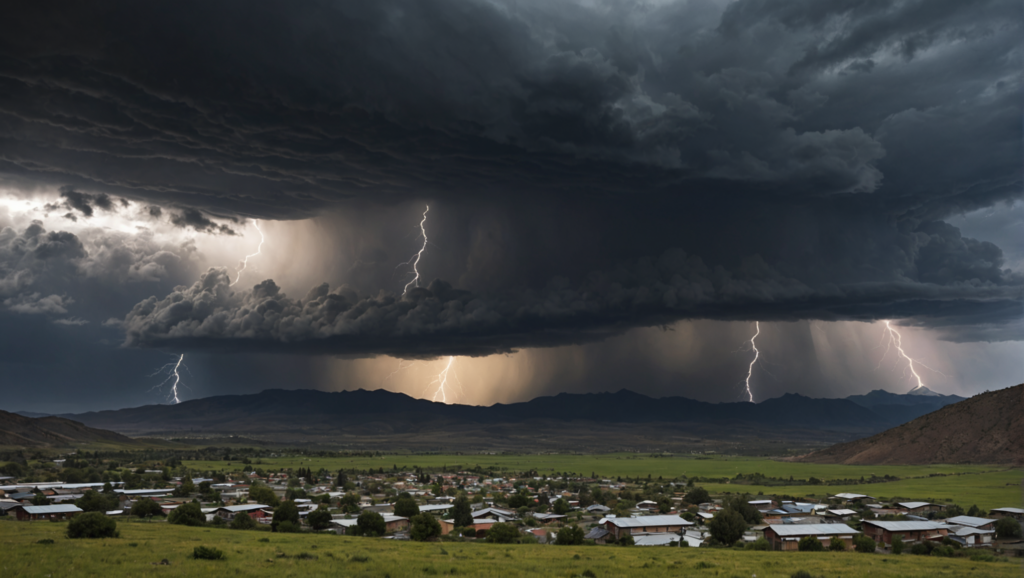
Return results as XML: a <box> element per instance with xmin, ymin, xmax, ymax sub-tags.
<box><xmin>3</xmin><ymin>519</ymin><xmax>1018</xmax><ymax>577</ymax></box>
<box><xmin>66</xmin><ymin>512</ymin><xmax>120</xmax><ymax>539</ymax></box>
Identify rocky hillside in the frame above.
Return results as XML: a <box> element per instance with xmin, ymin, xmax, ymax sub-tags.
<box><xmin>0</xmin><ymin>410</ymin><xmax>139</xmax><ymax>448</ymax></box>
<box><xmin>796</xmin><ymin>384</ymin><xmax>1024</xmax><ymax>465</ymax></box>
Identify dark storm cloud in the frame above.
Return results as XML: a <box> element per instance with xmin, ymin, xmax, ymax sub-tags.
<box><xmin>169</xmin><ymin>208</ymin><xmax>237</xmax><ymax>236</ymax></box>
<box><xmin>1</xmin><ymin>0</ymin><xmax>1021</xmax><ymax>353</ymax></box>
<box><xmin>42</xmin><ymin>187</ymin><xmax>118</xmax><ymax>218</ymax></box>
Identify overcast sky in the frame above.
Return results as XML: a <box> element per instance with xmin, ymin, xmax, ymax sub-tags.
<box><xmin>1</xmin><ymin>0</ymin><xmax>1021</xmax><ymax>413</ymax></box>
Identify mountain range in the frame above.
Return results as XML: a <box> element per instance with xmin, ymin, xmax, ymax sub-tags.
<box><xmin>0</xmin><ymin>409</ymin><xmax>142</xmax><ymax>448</ymax></box>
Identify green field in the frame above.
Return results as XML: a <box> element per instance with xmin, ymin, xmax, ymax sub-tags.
<box><xmin>2</xmin><ymin>519</ymin><xmax>1020</xmax><ymax>578</ymax></box>
<box><xmin>181</xmin><ymin>454</ymin><xmax>1023</xmax><ymax>512</ymax></box>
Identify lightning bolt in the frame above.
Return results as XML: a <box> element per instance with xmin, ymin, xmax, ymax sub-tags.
<box><xmin>743</xmin><ymin>321</ymin><xmax>760</xmax><ymax>402</ymax></box>
<box><xmin>149</xmin><ymin>354</ymin><xmax>188</xmax><ymax>404</ymax></box>
<box><xmin>231</xmin><ymin>220</ymin><xmax>264</xmax><ymax>286</ymax></box>
<box><xmin>880</xmin><ymin>320</ymin><xmax>945</xmax><ymax>392</ymax></box>
<box><xmin>427</xmin><ymin>356</ymin><xmax>463</xmax><ymax>404</ymax></box>
<box><xmin>399</xmin><ymin>205</ymin><xmax>429</xmax><ymax>295</ymax></box>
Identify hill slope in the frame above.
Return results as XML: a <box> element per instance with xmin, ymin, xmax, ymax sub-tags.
<box><xmin>796</xmin><ymin>384</ymin><xmax>1024</xmax><ymax>465</ymax></box>
<box><xmin>0</xmin><ymin>410</ymin><xmax>140</xmax><ymax>448</ymax></box>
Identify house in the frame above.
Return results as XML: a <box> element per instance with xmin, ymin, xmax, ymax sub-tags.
<box><xmin>636</xmin><ymin>500</ymin><xmax>660</xmax><ymax>512</ymax></box>
<box><xmin>332</xmin><ymin>514</ymin><xmax>409</xmax><ymax>534</ymax></box>
<box><xmin>418</xmin><ymin>504</ymin><xmax>453</xmax><ymax>516</ymax></box>
<box><xmin>860</xmin><ymin>520</ymin><xmax>948</xmax><ymax>545</ymax></box>
<box><xmin>11</xmin><ymin>504</ymin><xmax>83</xmax><ymax>521</ymax></box>
<box><xmin>948</xmin><ymin>526</ymin><xmax>995</xmax><ymax>548</ymax></box>
<box><xmin>586</xmin><ymin>504</ymin><xmax>611</xmax><ymax>514</ymax></box>
<box><xmin>764</xmin><ymin>524</ymin><xmax>859</xmax><ymax>551</ymax></box>
<box><xmin>831</xmin><ymin>493</ymin><xmax>875</xmax><ymax>505</ymax></box>
<box><xmin>584</xmin><ymin>526</ymin><xmax>611</xmax><ymax>544</ymax></box>
<box><xmin>472</xmin><ymin>507</ymin><xmax>516</xmax><ymax>523</ymax></box>
<box><xmin>990</xmin><ymin>508</ymin><xmax>1024</xmax><ymax>522</ymax></box>
<box><xmin>531</xmin><ymin>512</ymin><xmax>566</xmax><ymax>524</ymax></box>
<box><xmin>897</xmin><ymin>502</ymin><xmax>944</xmax><ymax>516</ymax></box>
<box><xmin>214</xmin><ymin>504</ymin><xmax>271</xmax><ymax>521</ymax></box>
<box><xmin>825</xmin><ymin>509</ymin><xmax>858</xmax><ymax>522</ymax></box>
<box><xmin>602</xmin><ymin>515</ymin><xmax>692</xmax><ymax>541</ymax></box>
<box><xmin>945</xmin><ymin>515</ymin><xmax>996</xmax><ymax>531</ymax></box>
<box><xmin>633</xmin><ymin>533</ymin><xmax>681</xmax><ymax>546</ymax></box>
<box><xmin>440</xmin><ymin>517</ymin><xmax>497</xmax><ymax>536</ymax></box>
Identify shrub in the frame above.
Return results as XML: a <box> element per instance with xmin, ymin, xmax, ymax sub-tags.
<box><xmin>930</xmin><ymin>545</ymin><xmax>954</xmax><ymax>557</ymax></box>
<box><xmin>272</xmin><ymin>501</ymin><xmax>300</xmax><ymax>532</ymax></box>
<box><xmin>230</xmin><ymin>512</ymin><xmax>257</xmax><ymax>530</ymax></box>
<box><xmin>798</xmin><ymin>536</ymin><xmax>824</xmax><ymax>552</ymax></box>
<box><xmin>410</xmin><ymin>513</ymin><xmax>442</xmax><ymax>541</ymax></box>
<box><xmin>891</xmin><ymin>534</ymin><xmax>904</xmax><ymax>554</ymax></box>
<box><xmin>168</xmin><ymin>503</ymin><xmax>205</xmax><ymax>526</ymax></box>
<box><xmin>129</xmin><ymin>499</ymin><xmax>164</xmax><ymax>518</ymax></box>
<box><xmin>853</xmin><ymin>535</ymin><xmax>877</xmax><ymax>553</ymax></box>
<box><xmin>355</xmin><ymin>511</ymin><xmax>386</xmax><ymax>537</ymax></box>
<box><xmin>66</xmin><ymin>512</ymin><xmax>119</xmax><ymax>539</ymax></box>
<box><xmin>829</xmin><ymin>536</ymin><xmax>846</xmax><ymax>551</ymax></box>
<box><xmin>276</xmin><ymin>520</ymin><xmax>301</xmax><ymax>533</ymax></box>
<box><xmin>746</xmin><ymin>537</ymin><xmax>769</xmax><ymax>551</ymax></box>
<box><xmin>394</xmin><ymin>495</ymin><xmax>420</xmax><ymax>518</ymax></box>
<box><xmin>995</xmin><ymin>517</ymin><xmax>1022</xmax><ymax>539</ymax></box>
<box><xmin>707</xmin><ymin>509</ymin><xmax>747</xmax><ymax>545</ymax></box>
<box><xmin>192</xmin><ymin>546</ymin><xmax>225</xmax><ymax>560</ymax></box>
<box><xmin>791</xmin><ymin>572</ymin><xmax>813</xmax><ymax>578</ymax></box>
<box><xmin>555</xmin><ymin>524</ymin><xmax>585</xmax><ymax>546</ymax></box>
<box><xmin>307</xmin><ymin>508</ymin><xmax>334</xmax><ymax>531</ymax></box>
<box><xmin>36</xmin><ymin>539</ymin><xmax>55</xmax><ymax>545</ymax></box>
<box><xmin>486</xmin><ymin>523</ymin><xmax>520</xmax><ymax>544</ymax></box>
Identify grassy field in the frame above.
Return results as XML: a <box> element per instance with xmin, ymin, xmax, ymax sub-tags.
<box><xmin>2</xmin><ymin>518</ymin><xmax>1020</xmax><ymax>578</ymax></box>
<box><xmin>181</xmin><ymin>454</ymin><xmax>1023</xmax><ymax>512</ymax></box>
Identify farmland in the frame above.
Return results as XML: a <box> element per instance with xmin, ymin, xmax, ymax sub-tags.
<box><xmin>2</xmin><ymin>518</ymin><xmax>1020</xmax><ymax>578</ymax></box>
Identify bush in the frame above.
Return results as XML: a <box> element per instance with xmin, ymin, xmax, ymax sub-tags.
<box><xmin>129</xmin><ymin>499</ymin><xmax>164</xmax><ymax>519</ymax></box>
<box><xmin>272</xmin><ymin>501</ymin><xmax>300</xmax><ymax>532</ymax></box>
<box><xmin>307</xmin><ymin>508</ymin><xmax>334</xmax><ymax>531</ymax></box>
<box><xmin>248</xmin><ymin>485</ymin><xmax>281</xmax><ymax>508</ymax></box>
<box><xmin>394</xmin><ymin>495</ymin><xmax>420</xmax><ymax>518</ymax></box>
<box><xmin>355</xmin><ymin>511</ymin><xmax>386</xmax><ymax>537</ymax></box>
<box><xmin>485</xmin><ymin>522</ymin><xmax>519</xmax><ymax>544</ymax></box>
<box><xmin>684</xmin><ymin>487</ymin><xmax>710</xmax><ymax>505</ymax></box>
<box><xmin>995</xmin><ymin>517</ymin><xmax>1022</xmax><ymax>539</ymax></box>
<box><xmin>798</xmin><ymin>536</ymin><xmax>824</xmax><ymax>552</ymax></box>
<box><xmin>829</xmin><ymin>535</ymin><xmax>846</xmax><ymax>551</ymax></box>
<box><xmin>791</xmin><ymin>572</ymin><xmax>813</xmax><ymax>578</ymax></box>
<box><xmin>707</xmin><ymin>509</ymin><xmax>747</xmax><ymax>545</ymax></box>
<box><xmin>891</xmin><ymin>534</ymin><xmax>904</xmax><ymax>554</ymax></box>
<box><xmin>930</xmin><ymin>545</ymin><xmax>954</xmax><ymax>557</ymax></box>
<box><xmin>410</xmin><ymin>513</ymin><xmax>442</xmax><ymax>541</ymax></box>
<box><xmin>66</xmin><ymin>512</ymin><xmax>119</xmax><ymax>539</ymax></box>
<box><xmin>555</xmin><ymin>524</ymin><xmax>585</xmax><ymax>546</ymax></box>
<box><xmin>230</xmin><ymin>512</ymin><xmax>257</xmax><ymax>530</ymax></box>
<box><xmin>276</xmin><ymin>521</ymin><xmax>301</xmax><ymax>533</ymax></box>
<box><xmin>36</xmin><ymin>539</ymin><xmax>55</xmax><ymax>545</ymax></box>
<box><xmin>168</xmin><ymin>503</ymin><xmax>205</xmax><ymax>526</ymax></box>
<box><xmin>192</xmin><ymin>546</ymin><xmax>225</xmax><ymax>560</ymax></box>
<box><xmin>746</xmin><ymin>537</ymin><xmax>769</xmax><ymax>551</ymax></box>
<box><xmin>853</xmin><ymin>535</ymin><xmax>877</xmax><ymax>553</ymax></box>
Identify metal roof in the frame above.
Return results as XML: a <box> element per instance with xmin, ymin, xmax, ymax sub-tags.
<box><xmin>331</xmin><ymin>514</ymin><xmax>408</xmax><ymax>527</ymax></box>
<box><xmin>862</xmin><ymin>520</ymin><xmax>946</xmax><ymax>531</ymax></box>
<box><xmin>945</xmin><ymin>516</ymin><xmax>995</xmax><ymax>527</ymax></box>
<box><xmin>992</xmin><ymin>507</ymin><xmax>1024</xmax><ymax>514</ymax></box>
<box><xmin>19</xmin><ymin>505</ymin><xmax>83</xmax><ymax>515</ymax></box>
<box><xmin>768</xmin><ymin>524</ymin><xmax>858</xmax><ymax>537</ymax></box>
<box><xmin>897</xmin><ymin>502</ymin><xmax>936</xmax><ymax>509</ymax></box>
<box><xmin>604</xmin><ymin>515</ymin><xmax>692</xmax><ymax>528</ymax></box>
<box><xmin>217</xmin><ymin>504</ymin><xmax>270</xmax><ymax>512</ymax></box>
<box><xmin>832</xmin><ymin>493</ymin><xmax>873</xmax><ymax>500</ymax></box>
<box><xmin>827</xmin><ymin>509</ymin><xmax>857</xmax><ymax>516</ymax></box>
<box><xmin>633</xmin><ymin>533</ymin><xmax>680</xmax><ymax>546</ymax></box>
<box><xmin>953</xmin><ymin>526</ymin><xmax>994</xmax><ymax>537</ymax></box>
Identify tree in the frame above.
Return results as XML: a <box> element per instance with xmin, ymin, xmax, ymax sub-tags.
<box><xmin>829</xmin><ymin>535</ymin><xmax>846</xmax><ymax>551</ymax></box>
<box><xmin>723</xmin><ymin>494</ymin><xmax>763</xmax><ymax>524</ymax></box>
<box><xmin>707</xmin><ymin>509</ymin><xmax>746</xmax><ymax>545</ymax></box>
<box><xmin>891</xmin><ymin>534</ymin><xmax>904</xmax><ymax>555</ymax></box>
<box><xmin>452</xmin><ymin>493</ymin><xmax>473</xmax><ymax>527</ymax></box>
<box><xmin>684</xmin><ymin>487</ymin><xmax>710</xmax><ymax>505</ymax></box>
<box><xmin>76</xmin><ymin>490</ymin><xmax>118</xmax><ymax>513</ymax></box>
<box><xmin>508</xmin><ymin>492</ymin><xmax>530</xmax><ymax>509</ymax></box>
<box><xmin>307</xmin><ymin>508</ymin><xmax>334</xmax><ymax>531</ymax></box>
<box><xmin>173</xmin><ymin>479</ymin><xmax>196</xmax><ymax>497</ymax></box>
<box><xmin>230</xmin><ymin>512</ymin><xmax>257</xmax><ymax>530</ymax></box>
<box><xmin>272</xmin><ymin>501</ymin><xmax>300</xmax><ymax>532</ymax></box>
<box><xmin>552</xmin><ymin>498</ymin><xmax>570</xmax><ymax>515</ymax></box>
<box><xmin>798</xmin><ymin>536</ymin><xmax>825</xmax><ymax>552</ymax></box>
<box><xmin>486</xmin><ymin>522</ymin><xmax>519</xmax><ymax>544</ymax></box>
<box><xmin>995</xmin><ymin>517</ymin><xmax>1022</xmax><ymax>539</ymax></box>
<box><xmin>555</xmin><ymin>524</ymin><xmax>585</xmax><ymax>545</ymax></box>
<box><xmin>356</xmin><ymin>511</ymin><xmax>386</xmax><ymax>537</ymax></box>
<box><xmin>168</xmin><ymin>502</ymin><xmax>205</xmax><ymax>526</ymax></box>
<box><xmin>394</xmin><ymin>495</ymin><xmax>420</xmax><ymax>517</ymax></box>
<box><xmin>410</xmin><ymin>513</ymin><xmax>442</xmax><ymax>541</ymax></box>
<box><xmin>853</xmin><ymin>535</ymin><xmax>877</xmax><ymax>553</ymax></box>
<box><xmin>248</xmin><ymin>485</ymin><xmax>280</xmax><ymax>508</ymax></box>
<box><xmin>130</xmin><ymin>499</ymin><xmax>165</xmax><ymax>518</ymax></box>
<box><xmin>967</xmin><ymin>505</ymin><xmax>985</xmax><ymax>517</ymax></box>
<box><xmin>66</xmin><ymin>512</ymin><xmax>119</xmax><ymax>539</ymax></box>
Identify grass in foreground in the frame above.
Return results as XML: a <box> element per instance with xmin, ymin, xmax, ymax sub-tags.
<box><xmin>2</xmin><ymin>519</ymin><xmax>1021</xmax><ymax>578</ymax></box>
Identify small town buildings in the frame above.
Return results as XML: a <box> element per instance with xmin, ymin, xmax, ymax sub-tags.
<box><xmin>949</xmin><ymin>526</ymin><xmax>995</xmax><ymax>548</ymax></box>
<box><xmin>214</xmin><ymin>504</ymin><xmax>271</xmax><ymax>521</ymax></box>
<box><xmin>11</xmin><ymin>504</ymin><xmax>83</xmax><ymax>521</ymax></box>
<box><xmin>440</xmin><ymin>517</ymin><xmax>496</xmax><ymax>536</ymax></box>
<box><xmin>990</xmin><ymin>507</ymin><xmax>1024</xmax><ymax>522</ymax></box>
<box><xmin>601</xmin><ymin>515</ymin><xmax>692</xmax><ymax>541</ymax></box>
<box><xmin>825</xmin><ymin>509</ymin><xmax>858</xmax><ymax>522</ymax></box>
<box><xmin>472</xmin><ymin>507</ymin><xmax>516</xmax><ymax>522</ymax></box>
<box><xmin>945</xmin><ymin>515</ymin><xmax>996</xmax><ymax>530</ymax></box>
<box><xmin>897</xmin><ymin>502</ymin><xmax>944</xmax><ymax>516</ymax></box>
<box><xmin>860</xmin><ymin>520</ymin><xmax>948</xmax><ymax>545</ymax></box>
<box><xmin>633</xmin><ymin>533</ymin><xmax>681</xmax><ymax>546</ymax></box>
<box><xmin>586</xmin><ymin>504</ymin><xmax>611</xmax><ymax>514</ymax></box>
<box><xmin>584</xmin><ymin>526</ymin><xmax>611</xmax><ymax>544</ymax></box>
<box><xmin>831</xmin><ymin>493</ymin><xmax>875</xmax><ymax>505</ymax></box>
<box><xmin>764</xmin><ymin>524</ymin><xmax>859</xmax><ymax>551</ymax></box>
<box><xmin>332</xmin><ymin>514</ymin><xmax>409</xmax><ymax>534</ymax></box>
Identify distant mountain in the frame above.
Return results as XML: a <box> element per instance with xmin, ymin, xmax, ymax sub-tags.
<box><xmin>0</xmin><ymin>410</ymin><xmax>141</xmax><ymax>448</ymax></box>
<box><xmin>843</xmin><ymin>388</ymin><xmax>964</xmax><ymax>424</ymax></box>
<box><xmin>14</xmin><ymin>411</ymin><xmax>52</xmax><ymax>418</ymax></box>
<box><xmin>796</xmin><ymin>384</ymin><xmax>1024</xmax><ymax>465</ymax></box>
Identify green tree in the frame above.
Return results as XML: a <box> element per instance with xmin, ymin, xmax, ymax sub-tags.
<box><xmin>684</xmin><ymin>487</ymin><xmax>710</xmax><ymax>505</ymax></box>
<box><xmin>394</xmin><ymin>495</ymin><xmax>420</xmax><ymax>517</ymax></box>
<box><xmin>552</xmin><ymin>498</ymin><xmax>570</xmax><ymax>515</ymax></box>
<box><xmin>452</xmin><ymin>493</ymin><xmax>473</xmax><ymax>527</ymax></box>
<box><xmin>891</xmin><ymin>534</ymin><xmax>904</xmax><ymax>555</ymax></box>
<box><xmin>967</xmin><ymin>505</ymin><xmax>985</xmax><ymax>517</ymax></box>
<box><xmin>66</xmin><ymin>512</ymin><xmax>119</xmax><ymax>539</ymax></box>
<box><xmin>486</xmin><ymin>522</ymin><xmax>519</xmax><ymax>543</ymax></box>
<box><xmin>555</xmin><ymin>524</ymin><xmax>585</xmax><ymax>545</ymax></box>
<box><xmin>995</xmin><ymin>517</ymin><xmax>1022</xmax><ymax>539</ymax></box>
<box><xmin>829</xmin><ymin>535</ymin><xmax>846</xmax><ymax>551</ymax></box>
<box><xmin>410</xmin><ymin>513</ymin><xmax>442</xmax><ymax>541</ymax></box>
<box><xmin>798</xmin><ymin>536</ymin><xmax>825</xmax><ymax>552</ymax></box>
<box><xmin>168</xmin><ymin>502</ymin><xmax>205</xmax><ymax>526</ymax></box>
<box><xmin>746</xmin><ymin>537</ymin><xmax>769</xmax><ymax>550</ymax></box>
<box><xmin>723</xmin><ymin>494</ymin><xmax>763</xmax><ymax>524</ymax></box>
<box><xmin>248</xmin><ymin>485</ymin><xmax>280</xmax><ymax>508</ymax></box>
<box><xmin>75</xmin><ymin>490</ymin><xmax>117</xmax><ymax>513</ymax></box>
<box><xmin>707</xmin><ymin>509</ymin><xmax>746</xmax><ymax>545</ymax></box>
<box><xmin>130</xmin><ymin>499</ymin><xmax>165</xmax><ymax>518</ymax></box>
<box><xmin>307</xmin><ymin>508</ymin><xmax>333</xmax><ymax>531</ymax></box>
<box><xmin>508</xmin><ymin>492</ymin><xmax>530</xmax><ymax>509</ymax></box>
<box><xmin>272</xmin><ymin>501</ymin><xmax>300</xmax><ymax>532</ymax></box>
<box><xmin>173</xmin><ymin>479</ymin><xmax>195</xmax><ymax>497</ymax></box>
<box><xmin>356</xmin><ymin>511</ymin><xmax>386</xmax><ymax>537</ymax></box>
<box><xmin>230</xmin><ymin>512</ymin><xmax>257</xmax><ymax>530</ymax></box>
<box><xmin>853</xmin><ymin>535</ymin><xmax>877</xmax><ymax>553</ymax></box>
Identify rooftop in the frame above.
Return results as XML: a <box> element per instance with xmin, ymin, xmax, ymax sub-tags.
<box><xmin>945</xmin><ymin>515</ymin><xmax>996</xmax><ymax>527</ymax></box>
<box><xmin>862</xmin><ymin>520</ymin><xmax>947</xmax><ymax>531</ymax></box>
<box><xmin>768</xmin><ymin>524</ymin><xmax>858</xmax><ymax>537</ymax></box>
<box><xmin>604</xmin><ymin>515</ymin><xmax>692</xmax><ymax>528</ymax></box>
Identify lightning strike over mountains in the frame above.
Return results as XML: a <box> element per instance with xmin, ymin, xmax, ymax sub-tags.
<box><xmin>428</xmin><ymin>356</ymin><xmax>461</xmax><ymax>403</ymax></box>
<box><xmin>400</xmin><ymin>205</ymin><xmax>430</xmax><ymax>295</ymax></box>
<box><xmin>744</xmin><ymin>321</ymin><xmax>761</xmax><ymax>402</ymax></box>
<box><xmin>880</xmin><ymin>320</ymin><xmax>945</xmax><ymax>393</ymax></box>
<box><xmin>149</xmin><ymin>354</ymin><xmax>188</xmax><ymax>404</ymax></box>
<box><xmin>231</xmin><ymin>220</ymin><xmax>265</xmax><ymax>286</ymax></box>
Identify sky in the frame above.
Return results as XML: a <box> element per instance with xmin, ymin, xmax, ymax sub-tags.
<box><xmin>0</xmin><ymin>0</ymin><xmax>1021</xmax><ymax>413</ymax></box>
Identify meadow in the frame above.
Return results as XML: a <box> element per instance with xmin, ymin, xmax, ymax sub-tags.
<box><xmin>2</xmin><ymin>518</ymin><xmax>1021</xmax><ymax>578</ymax></box>
<box><xmin>182</xmin><ymin>453</ymin><xmax>1024</xmax><ymax>512</ymax></box>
